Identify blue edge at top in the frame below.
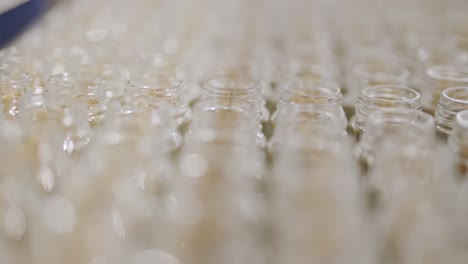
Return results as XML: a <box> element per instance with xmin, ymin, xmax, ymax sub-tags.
<box><xmin>0</xmin><ymin>0</ymin><xmax>49</xmax><ymax>49</ymax></box>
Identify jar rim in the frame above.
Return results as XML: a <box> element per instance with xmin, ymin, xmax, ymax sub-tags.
<box><xmin>202</xmin><ymin>74</ymin><xmax>261</xmax><ymax>92</ymax></box>
<box><xmin>441</xmin><ymin>86</ymin><xmax>468</xmax><ymax>105</ymax></box>
<box><xmin>362</xmin><ymin>85</ymin><xmax>420</xmax><ymax>104</ymax></box>
<box><xmin>426</xmin><ymin>65</ymin><xmax>468</xmax><ymax>82</ymax></box>
<box><xmin>128</xmin><ymin>73</ymin><xmax>184</xmax><ymax>93</ymax></box>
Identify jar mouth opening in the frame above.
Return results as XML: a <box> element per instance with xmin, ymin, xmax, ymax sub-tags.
<box><xmin>362</xmin><ymin>85</ymin><xmax>420</xmax><ymax>104</ymax></box>
<box><xmin>456</xmin><ymin>110</ymin><xmax>468</xmax><ymax>129</ymax></box>
<box><xmin>426</xmin><ymin>65</ymin><xmax>468</xmax><ymax>82</ymax></box>
<box><xmin>128</xmin><ymin>73</ymin><xmax>184</xmax><ymax>92</ymax></box>
<box><xmin>281</xmin><ymin>80</ymin><xmax>342</xmax><ymax>104</ymax></box>
<box><xmin>202</xmin><ymin>74</ymin><xmax>260</xmax><ymax>92</ymax></box>
<box><xmin>442</xmin><ymin>86</ymin><xmax>468</xmax><ymax>104</ymax></box>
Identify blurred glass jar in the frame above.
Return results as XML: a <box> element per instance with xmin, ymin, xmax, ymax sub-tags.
<box><xmin>448</xmin><ymin>110</ymin><xmax>468</xmax><ymax>177</ymax></box>
<box><xmin>435</xmin><ymin>86</ymin><xmax>468</xmax><ymax>135</ymax></box>
<box><xmin>356</xmin><ymin>109</ymin><xmax>434</xmax><ymax>169</ymax></box>
<box><xmin>272</xmin><ymin>127</ymin><xmax>371</xmax><ymax>264</ymax></box>
<box><xmin>126</xmin><ymin>72</ymin><xmax>191</xmax><ymax>126</ymax></box>
<box><xmin>287</xmin><ymin>63</ymin><xmax>340</xmax><ymax>87</ymax></box>
<box><xmin>424</xmin><ymin>64</ymin><xmax>468</xmax><ymax>113</ymax></box>
<box><xmin>274</xmin><ymin>79</ymin><xmax>347</xmax><ymax>129</ymax></box>
<box><xmin>101</xmin><ymin>105</ymin><xmax>182</xmax><ymax>152</ymax></box>
<box><xmin>0</xmin><ymin>65</ymin><xmax>33</xmax><ymax>118</ymax></box>
<box><xmin>270</xmin><ymin>107</ymin><xmax>348</xmax><ymax>155</ymax></box>
<box><xmin>173</xmin><ymin>131</ymin><xmax>265</xmax><ymax>264</ymax></box>
<box><xmin>416</xmin><ymin>39</ymin><xmax>463</xmax><ymax>67</ymax></box>
<box><xmin>187</xmin><ymin>98</ymin><xmax>265</xmax><ymax>148</ymax></box>
<box><xmin>351</xmin><ymin>85</ymin><xmax>421</xmax><ymax>135</ymax></box>
<box><xmin>201</xmin><ymin>73</ymin><xmax>268</xmax><ymax>122</ymax></box>
<box><xmin>46</xmin><ymin>72</ymin><xmax>109</xmax><ymax>127</ymax></box>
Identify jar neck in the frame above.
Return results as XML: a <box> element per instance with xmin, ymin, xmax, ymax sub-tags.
<box><xmin>435</xmin><ymin>86</ymin><xmax>468</xmax><ymax>134</ymax></box>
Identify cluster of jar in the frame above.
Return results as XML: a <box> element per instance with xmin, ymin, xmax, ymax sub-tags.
<box><xmin>2</xmin><ymin>0</ymin><xmax>468</xmax><ymax>263</ymax></box>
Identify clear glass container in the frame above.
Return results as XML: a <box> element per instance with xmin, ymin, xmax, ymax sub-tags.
<box><xmin>351</xmin><ymin>85</ymin><xmax>421</xmax><ymax>134</ymax></box>
<box><xmin>126</xmin><ymin>72</ymin><xmax>191</xmax><ymax>126</ymax></box>
<box><xmin>448</xmin><ymin>110</ymin><xmax>468</xmax><ymax>177</ymax></box>
<box><xmin>356</xmin><ymin>109</ymin><xmax>434</xmax><ymax>169</ymax></box>
<box><xmin>187</xmin><ymin>98</ymin><xmax>265</xmax><ymax>147</ymax></box>
<box><xmin>46</xmin><ymin>72</ymin><xmax>109</xmax><ymax>127</ymax></box>
<box><xmin>0</xmin><ymin>65</ymin><xmax>33</xmax><ymax>118</ymax></box>
<box><xmin>274</xmin><ymin>79</ymin><xmax>347</xmax><ymax>130</ymax></box>
<box><xmin>201</xmin><ymin>73</ymin><xmax>268</xmax><ymax>122</ymax></box>
<box><xmin>435</xmin><ymin>86</ymin><xmax>468</xmax><ymax>135</ymax></box>
<box><xmin>424</xmin><ymin>65</ymin><xmax>468</xmax><ymax>113</ymax></box>
<box><xmin>174</xmin><ymin>128</ymin><xmax>265</xmax><ymax>264</ymax></box>
<box><xmin>368</xmin><ymin>131</ymin><xmax>457</xmax><ymax>264</ymax></box>
<box><xmin>270</xmin><ymin>107</ymin><xmax>348</xmax><ymax>155</ymax></box>
<box><xmin>272</xmin><ymin>128</ymin><xmax>372</xmax><ymax>264</ymax></box>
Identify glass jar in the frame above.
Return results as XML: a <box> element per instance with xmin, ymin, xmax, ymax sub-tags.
<box><xmin>270</xmin><ymin>107</ymin><xmax>348</xmax><ymax>155</ymax></box>
<box><xmin>435</xmin><ymin>86</ymin><xmax>468</xmax><ymax>135</ymax></box>
<box><xmin>356</xmin><ymin>109</ymin><xmax>434</xmax><ymax>169</ymax></box>
<box><xmin>272</xmin><ymin>126</ymin><xmax>370</xmax><ymax>264</ymax></box>
<box><xmin>126</xmin><ymin>72</ymin><xmax>191</xmax><ymax>126</ymax></box>
<box><xmin>274</xmin><ymin>79</ymin><xmax>347</xmax><ymax>130</ymax></box>
<box><xmin>201</xmin><ymin>73</ymin><xmax>268</xmax><ymax>122</ymax></box>
<box><xmin>424</xmin><ymin>65</ymin><xmax>468</xmax><ymax>113</ymax></box>
<box><xmin>46</xmin><ymin>72</ymin><xmax>109</xmax><ymax>127</ymax></box>
<box><xmin>174</xmin><ymin>125</ymin><xmax>265</xmax><ymax>264</ymax></box>
<box><xmin>351</xmin><ymin>85</ymin><xmax>421</xmax><ymax>135</ymax></box>
<box><xmin>0</xmin><ymin>65</ymin><xmax>33</xmax><ymax>118</ymax></box>
<box><xmin>448</xmin><ymin>110</ymin><xmax>468</xmax><ymax>177</ymax></box>
<box><xmin>187</xmin><ymin>98</ymin><xmax>264</xmax><ymax>148</ymax></box>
